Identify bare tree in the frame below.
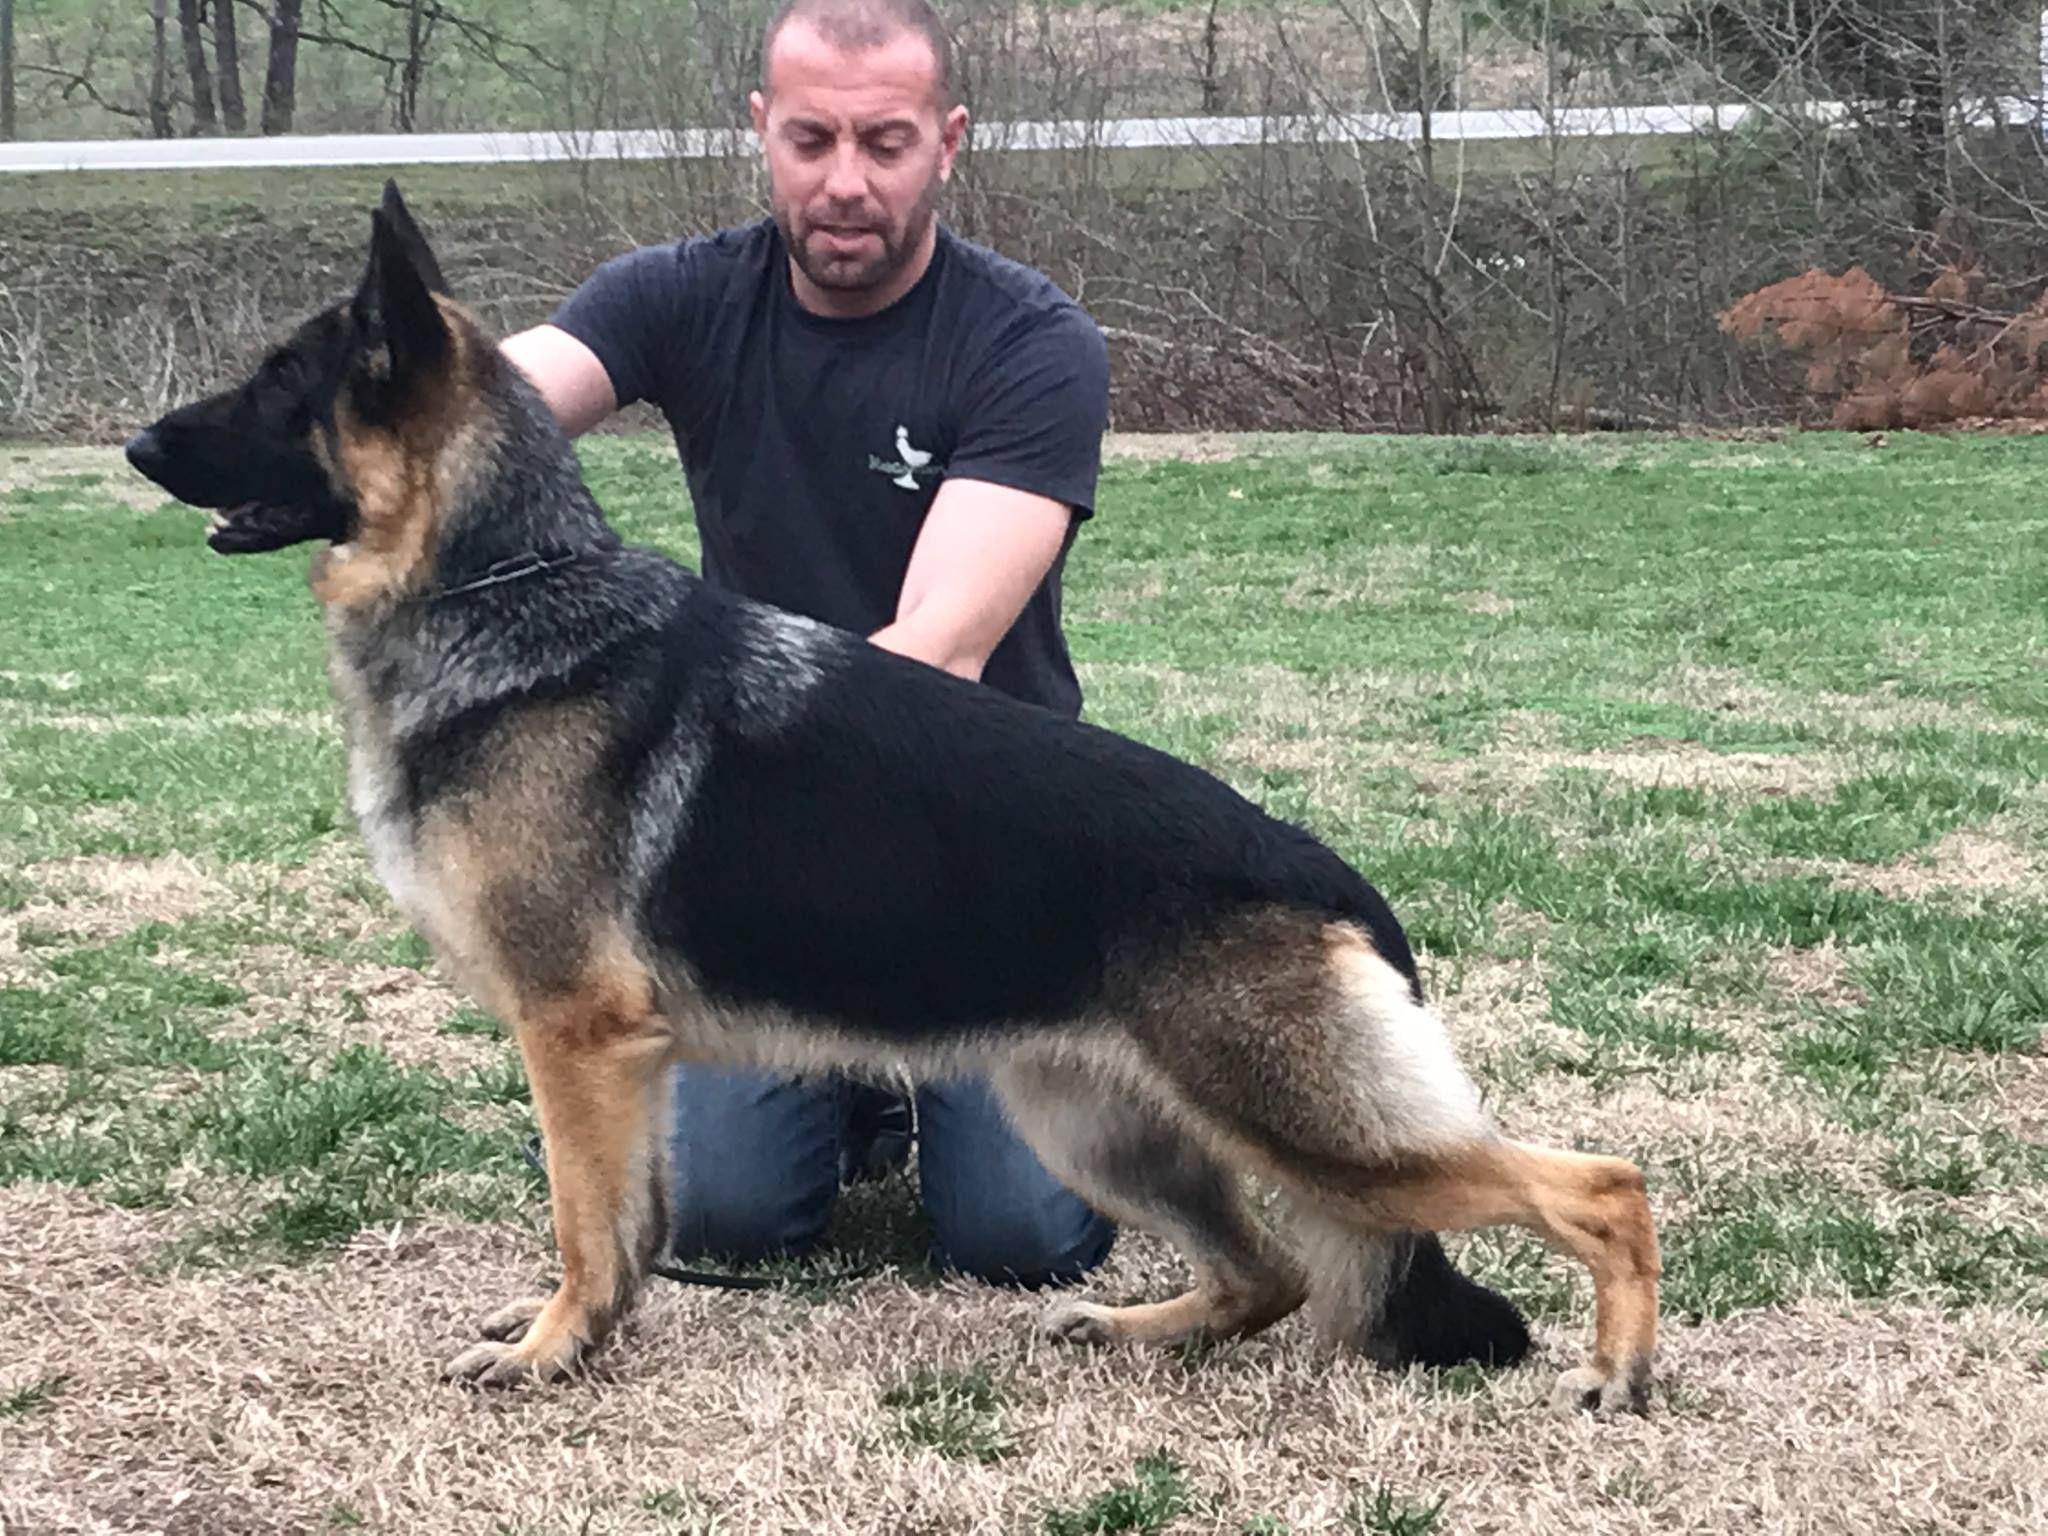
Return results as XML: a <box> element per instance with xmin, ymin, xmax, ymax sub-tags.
<box><xmin>179</xmin><ymin>0</ymin><xmax>219</xmax><ymax>132</ymax></box>
<box><xmin>149</xmin><ymin>0</ymin><xmax>174</xmax><ymax>137</ymax></box>
<box><xmin>399</xmin><ymin>0</ymin><xmax>434</xmax><ymax>131</ymax></box>
<box><xmin>216</xmin><ymin>0</ymin><xmax>248</xmax><ymax>131</ymax></box>
<box><xmin>262</xmin><ymin>0</ymin><xmax>303</xmax><ymax>134</ymax></box>
<box><xmin>1</xmin><ymin>0</ymin><xmax>15</xmax><ymax>143</ymax></box>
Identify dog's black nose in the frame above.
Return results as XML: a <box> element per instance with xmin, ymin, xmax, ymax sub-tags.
<box><xmin>124</xmin><ymin>427</ymin><xmax>166</xmax><ymax>480</ymax></box>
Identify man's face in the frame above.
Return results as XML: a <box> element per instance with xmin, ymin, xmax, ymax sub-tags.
<box><xmin>749</xmin><ymin>21</ymin><xmax>967</xmax><ymax>307</ymax></box>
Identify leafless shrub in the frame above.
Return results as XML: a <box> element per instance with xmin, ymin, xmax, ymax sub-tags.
<box><xmin>11</xmin><ymin>1</ymin><xmax>2048</xmax><ymax>437</ymax></box>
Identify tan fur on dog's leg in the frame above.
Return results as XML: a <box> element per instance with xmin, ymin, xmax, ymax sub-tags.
<box><xmin>446</xmin><ymin>973</ymin><xmax>673</xmax><ymax>1388</ymax></box>
<box><xmin>1350</xmin><ymin>1141</ymin><xmax>1661</xmax><ymax>1413</ymax></box>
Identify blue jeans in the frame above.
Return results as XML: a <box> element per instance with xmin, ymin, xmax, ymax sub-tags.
<box><xmin>665</xmin><ymin>1065</ymin><xmax>1116</xmax><ymax>1288</ymax></box>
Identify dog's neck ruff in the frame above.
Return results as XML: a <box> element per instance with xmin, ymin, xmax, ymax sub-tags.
<box><xmin>431</xmin><ymin>549</ymin><xmax>581</xmax><ymax>603</ymax></box>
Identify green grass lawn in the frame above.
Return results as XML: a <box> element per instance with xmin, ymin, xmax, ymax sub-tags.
<box><xmin>2</xmin><ymin>430</ymin><xmax>2045</xmax><ymax>1534</ymax></box>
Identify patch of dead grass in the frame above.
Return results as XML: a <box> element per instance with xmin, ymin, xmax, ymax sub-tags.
<box><xmin>3</xmin><ymin>1181</ymin><xmax>2044</xmax><ymax>1534</ymax></box>
<box><xmin>1659</xmin><ymin>662</ymin><xmax>2026</xmax><ymax>736</ymax></box>
<box><xmin>23</xmin><ymin>854</ymin><xmax>230</xmax><ymax>938</ymax></box>
<box><xmin>1760</xmin><ymin>939</ymin><xmax>1867</xmax><ymax>1011</ymax></box>
<box><xmin>1100</xmin><ymin>431</ymin><xmax>1246</xmax><ymax>463</ymax></box>
<box><xmin>222</xmin><ymin>946</ymin><xmax>498</xmax><ymax>1075</ymax></box>
<box><xmin>0</xmin><ymin>919</ymin><xmax>57</xmax><ymax>988</ymax></box>
<box><xmin>1515</xmin><ymin>742</ymin><xmax>1848</xmax><ymax>797</ymax></box>
<box><xmin>0</xmin><ymin>702</ymin><xmax>334</xmax><ymax>736</ymax></box>
<box><xmin>0</xmin><ymin>446</ymin><xmax>173</xmax><ymax>510</ymax></box>
<box><xmin>1457</xmin><ymin>589</ymin><xmax>1517</xmax><ymax>615</ymax></box>
<box><xmin>1283</xmin><ymin>545</ymin><xmax>1438</xmax><ymax>610</ymax></box>
<box><xmin>1836</xmin><ymin>826</ymin><xmax>2047</xmax><ymax>902</ymax></box>
<box><xmin>1383</xmin><ymin>735</ymin><xmax>1842</xmax><ymax>810</ymax></box>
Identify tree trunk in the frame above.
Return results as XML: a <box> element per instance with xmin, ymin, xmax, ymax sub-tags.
<box><xmin>215</xmin><ymin>0</ymin><xmax>247</xmax><ymax>131</ymax></box>
<box><xmin>149</xmin><ymin>0</ymin><xmax>174</xmax><ymax>137</ymax></box>
<box><xmin>1</xmin><ymin>0</ymin><xmax>16</xmax><ymax>144</ymax></box>
<box><xmin>262</xmin><ymin>0</ymin><xmax>302</xmax><ymax>135</ymax></box>
<box><xmin>178</xmin><ymin>0</ymin><xmax>217</xmax><ymax>133</ymax></box>
<box><xmin>399</xmin><ymin>0</ymin><xmax>427</xmax><ymax>131</ymax></box>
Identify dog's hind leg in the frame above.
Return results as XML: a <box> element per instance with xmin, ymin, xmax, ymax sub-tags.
<box><xmin>1253</xmin><ymin>927</ymin><xmax>1659</xmax><ymax>1413</ymax></box>
<box><xmin>445</xmin><ymin>955</ymin><xmax>673</xmax><ymax>1388</ymax></box>
<box><xmin>1292</xmin><ymin>1142</ymin><xmax>1660</xmax><ymax>1414</ymax></box>
<box><xmin>990</xmin><ymin>1053</ymin><xmax>1304</xmax><ymax>1349</ymax></box>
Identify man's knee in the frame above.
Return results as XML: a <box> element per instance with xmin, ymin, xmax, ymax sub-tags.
<box><xmin>668</xmin><ymin>1179</ymin><xmax>831</xmax><ymax>1266</ymax></box>
<box><xmin>665</xmin><ymin>1064</ymin><xmax>838</xmax><ymax>1265</ymax></box>
<box><xmin>933</xmin><ymin>1212</ymin><xmax>1114</xmax><ymax>1286</ymax></box>
<box><xmin>929</xmin><ymin>1196</ymin><xmax>1115</xmax><ymax>1289</ymax></box>
<box><xmin>915</xmin><ymin>1074</ymin><xmax>1117</xmax><ymax>1287</ymax></box>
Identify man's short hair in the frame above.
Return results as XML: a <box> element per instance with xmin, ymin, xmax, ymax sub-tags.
<box><xmin>761</xmin><ymin>0</ymin><xmax>956</xmax><ymax>108</ymax></box>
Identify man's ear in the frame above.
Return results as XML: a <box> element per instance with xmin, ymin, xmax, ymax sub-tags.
<box><xmin>351</xmin><ymin>182</ymin><xmax>451</xmax><ymax>406</ymax></box>
<box><xmin>937</xmin><ymin>103</ymin><xmax>969</xmax><ymax>182</ymax></box>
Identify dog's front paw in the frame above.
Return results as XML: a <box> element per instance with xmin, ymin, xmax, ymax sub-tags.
<box><xmin>478</xmin><ymin>1295</ymin><xmax>549</xmax><ymax>1343</ymax></box>
<box><xmin>446</xmin><ymin>1297</ymin><xmax>589</xmax><ymax>1388</ymax></box>
<box><xmin>1549</xmin><ymin>1353</ymin><xmax>1652</xmax><ymax>1416</ymax></box>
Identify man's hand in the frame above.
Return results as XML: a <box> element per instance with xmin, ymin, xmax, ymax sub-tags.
<box><xmin>500</xmin><ymin>325</ymin><xmax>618</xmax><ymax>437</ymax></box>
<box><xmin>869</xmin><ymin>478</ymin><xmax>1075</xmax><ymax>682</ymax></box>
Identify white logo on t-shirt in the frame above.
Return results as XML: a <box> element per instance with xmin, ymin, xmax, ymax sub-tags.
<box><xmin>868</xmin><ymin>424</ymin><xmax>942</xmax><ymax>490</ymax></box>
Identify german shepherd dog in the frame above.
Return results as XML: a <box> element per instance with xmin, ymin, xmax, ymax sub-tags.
<box><xmin>124</xmin><ymin>184</ymin><xmax>1659</xmax><ymax>1414</ymax></box>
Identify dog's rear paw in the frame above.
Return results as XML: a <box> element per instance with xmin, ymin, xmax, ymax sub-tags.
<box><xmin>479</xmin><ymin>1296</ymin><xmax>549</xmax><ymax>1343</ymax></box>
<box><xmin>1042</xmin><ymin>1300</ymin><xmax>1119</xmax><ymax>1347</ymax></box>
<box><xmin>1549</xmin><ymin>1354</ymin><xmax>1652</xmax><ymax>1416</ymax></box>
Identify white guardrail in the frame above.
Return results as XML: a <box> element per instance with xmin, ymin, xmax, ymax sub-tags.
<box><xmin>3</xmin><ymin>94</ymin><xmax>2045</xmax><ymax>175</ymax></box>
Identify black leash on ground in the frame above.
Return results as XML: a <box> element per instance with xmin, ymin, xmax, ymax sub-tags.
<box><xmin>519</xmin><ymin>1135</ymin><xmax>880</xmax><ymax>1292</ymax></box>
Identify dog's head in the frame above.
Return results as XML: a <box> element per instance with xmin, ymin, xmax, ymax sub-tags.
<box><xmin>126</xmin><ymin>181</ymin><xmax>493</xmax><ymax>602</ymax></box>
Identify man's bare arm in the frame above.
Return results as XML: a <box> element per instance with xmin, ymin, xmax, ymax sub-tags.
<box><xmin>869</xmin><ymin>477</ymin><xmax>1075</xmax><ymax>682</ymax></box>
<box><xmin>500</xmin><ymin>324</ymin><xmax>619</xmax><ymax>438</ymax></box>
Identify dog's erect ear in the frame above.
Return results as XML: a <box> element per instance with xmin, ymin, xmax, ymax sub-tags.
<box><xmin>352</xmin><ymin>180</ymin><xmax>451</xmax><ymax>404</ymax></box>
<box><xmin>377</xmin><ymin>179</ymin><xmax>449</xmax><ymax>296</ymax></box>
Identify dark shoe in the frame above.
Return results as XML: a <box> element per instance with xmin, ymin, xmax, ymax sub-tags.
<box><xmin>1369</xmin><ymin>1232</ymin><xmax>1533</xmax><ymax>1368</ymax></box>
<box><xmin>837</xmin><ymin>1081</ymin><xmax>913</xmax><ymax>1186</ymax></box>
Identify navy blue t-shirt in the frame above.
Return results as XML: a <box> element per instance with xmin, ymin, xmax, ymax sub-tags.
<box><xmin>549</xmin><ymin>218</ymin><xmax>1109</xmax><ymax>716</ymax></box>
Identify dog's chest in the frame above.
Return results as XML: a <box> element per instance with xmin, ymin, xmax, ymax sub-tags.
<box><xmin>329</xmin><ymin>663</ymin><xmax>444</xmax><ymax>939</ymax></box>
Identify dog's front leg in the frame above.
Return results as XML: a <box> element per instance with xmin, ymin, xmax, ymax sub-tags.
<box><xmin>446</xmin><ymin>986</ymin><xmax>674</xmax><ymax>1388</ymax></box>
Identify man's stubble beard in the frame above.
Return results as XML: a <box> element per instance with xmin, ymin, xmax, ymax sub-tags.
<box><xmin>779</xmin><ymin>177</ymin><xmax>942</xmax><ymax>295</ymax></box>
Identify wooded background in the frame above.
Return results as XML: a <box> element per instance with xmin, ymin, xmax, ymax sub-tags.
<box><xmin>7</xmin><ymin>2</ymin><xmax>2048</xmax><ymax>439</ymax></box>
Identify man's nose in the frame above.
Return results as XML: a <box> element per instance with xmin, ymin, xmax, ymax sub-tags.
<box><xmin>822</xmin><ymin>143</ymin><xmax>867</xmax><ymax>204</ymax></box>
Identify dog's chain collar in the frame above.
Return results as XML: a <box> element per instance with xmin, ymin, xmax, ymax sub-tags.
<box><xmin>432</xmin><ymin>549</ymin><xmax>581</xmax><ymax>603</ymax></box>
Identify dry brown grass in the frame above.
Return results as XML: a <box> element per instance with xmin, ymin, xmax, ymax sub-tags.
<box><xmin>1657</xmin><ymin>663</ymin><xmax>2028</xmax><ymax>737</ymax></box>
<box><xmin>0</xmin><ymin>703</ymin><xmax>333</xmax><ymax>736</ymax></box>
<box><xmin>1100</xmin><ymin>432</ymin><xmax>1248</xmax><ymax>463</ymax></box>
<box><xmin>221</xmin><ymin>945</ymin><xmax>498</xmax><ymax>1075</ymax></box>
<box><xmin>0</xmin><ymin>446</ymin><xmax>172</xmax><ymax>509</ymax></box>
<box><xmin>23</xmin><ymin>854</ymin><xmax>231</xmax><ymax>937</ymax></box>
<box><xmin>1837</xmin><ymin>827</ymin><xmax>2047</xmax><ymax>902</ymax></box>
<box><xmin>9</xmin><ymin>441</ymin><xmax>2045</xmax><ymax>1534</ymax></box>
<box><xmin>4</xmin><ymin>1180</ymin><xmax>2045</xmax><ymax>1535</ymax></box>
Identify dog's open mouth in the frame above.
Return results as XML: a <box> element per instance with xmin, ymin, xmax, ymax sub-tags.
<box><xmin>205</xmin><ymin>500</ymin><xmax>328</xmax><ymax>555</ymax></box>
